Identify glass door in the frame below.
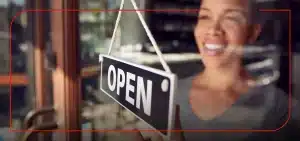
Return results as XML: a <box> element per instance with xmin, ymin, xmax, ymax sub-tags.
<box><xmin>2</xmin><ymin>0</ymin><xmax>55</xmax><ymax>141</ymax></box>
<box><xmin>78</xmin><ymin>0</ymin><xmax>153</xmax><ymax>141</ymax></box>
<box><xmin>0</xmin><ymin>1</ymin><xmax>28</xmax><ymax>141</ymax></box>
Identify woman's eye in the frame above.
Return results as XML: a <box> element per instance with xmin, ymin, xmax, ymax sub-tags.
<box><xmin>224</xmin><ymin>16</ymin><xmax>245</xmax><ymax>24</ymax></box>
<box><xmin>198</xmin><ymin>15</ymin><xmax>209</xmax><ymax>20</ymax></box>
<box><xmin>225</xmin><ymin>16</ymin><xmax>239</xmax><ymax>21</ymax></box>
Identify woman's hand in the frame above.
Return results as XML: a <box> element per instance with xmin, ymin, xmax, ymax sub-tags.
<box><xmin>133</xmin><ymin>131</ymin><xmax>163</xmax><ymax>141</ymax></box>
<box><xmin>133</xmin><ymin>105</ymin><xmax>184</xmax><ymax>141</ymax></box>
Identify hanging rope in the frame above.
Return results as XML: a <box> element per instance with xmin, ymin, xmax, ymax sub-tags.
<box><xmin>107</xmin><ymin>0</ymin><xmax>125</xmax><ymax>55</ymax></box>
<box><xmin>107</xmin><ymin>0</ymin><xmax>172</xmax><ymax>73</ymax></box>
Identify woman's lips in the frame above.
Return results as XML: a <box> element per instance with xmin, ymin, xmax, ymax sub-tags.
<box><xmin>203</xmin><ymin>44</ymin><xmax>226</xmax><ymax>56</ymax></box>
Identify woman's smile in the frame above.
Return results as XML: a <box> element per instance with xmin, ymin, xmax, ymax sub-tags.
<box><xmin>203</xmin><ymin>44</ymin><xmax>226</xmax><ymax>56</ymax></box>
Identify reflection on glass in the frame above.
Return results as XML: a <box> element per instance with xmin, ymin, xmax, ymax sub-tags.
<box><xmin>80</xmin><ymin>0</ymin><xmax>121</xmax><ymax>67</ymax></box>
<box><xmin>78</xmin><ymin>1</ymin><xmax>286</xmax><ymax>141</ymax></box>
<box><xmin>79</xmin><ymin>1</ymin><xmax>123</xmax><ymax>140</ymax></box>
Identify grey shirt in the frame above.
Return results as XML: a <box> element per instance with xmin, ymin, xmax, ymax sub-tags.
<box><xmin>174</xmin><ymin>76</ymin><xmax>299</xmax><ymax>141</ymax></box>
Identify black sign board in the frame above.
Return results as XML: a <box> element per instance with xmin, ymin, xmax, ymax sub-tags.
<box><xmin>100</xmin><ymin>55</ymin><xmax>177</xmax><ymax>139</ymax></box>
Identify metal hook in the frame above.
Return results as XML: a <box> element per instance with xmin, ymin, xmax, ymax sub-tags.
<box><xmin>23</xmin><ymin>107</ymin><xmax>55</xmax><ymax>129</ymax></box>
<box><xmin>21</xmin><ymin>122</ymin><xmax>58</xmax><ymax>141</ymax></box>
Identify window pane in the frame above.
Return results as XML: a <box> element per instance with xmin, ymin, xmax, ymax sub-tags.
<box><xmin>78</xmin><ymin>0</ymin><xmax>161</xmax><ymax>140</ymax></box>
<box><xmin>78</xmin><ymin>1</ymin><xmax>298</xmax><ymax>141</ymax></box>
<box><xmin>0</xmin><ymin>0</ymin><xmax>27</xmax><ymax>140</ymax></box>
<box><xmin>2</xmin><ymin>1</ymin><xmax>54</xmax><ymax>141</ymax></box>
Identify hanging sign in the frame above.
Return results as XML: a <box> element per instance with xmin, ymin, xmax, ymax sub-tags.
<box><xmin>100</xmin><ymin>55</ymin><xmax>177</xmax><ymax>139</ymax></box>
<box><xmin>99</xmin><ymin>0</ymin><xmax>178</xmax><ymax>140</ymax></box>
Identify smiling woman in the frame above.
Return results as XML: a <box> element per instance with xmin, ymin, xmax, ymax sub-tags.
<box><xmin>133</xmin><ymin>0</ymin><xmax>300</xmax><ymax>141</ymax></box>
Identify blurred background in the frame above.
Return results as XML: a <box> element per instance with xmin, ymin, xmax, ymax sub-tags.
<box><xmin>0</xmin><ymin>0</ymin><xmax>299</xmax><ymax>140</ymax></box>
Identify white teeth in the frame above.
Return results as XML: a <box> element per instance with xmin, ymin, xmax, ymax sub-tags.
<box><xmin>205</xmin><ymin>44</ymin><xmax>224</xmax><ymax>50</ymax></box>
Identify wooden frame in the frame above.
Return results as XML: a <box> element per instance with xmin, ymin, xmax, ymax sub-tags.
<box><xmin>51</xmin><ymin>0</ymin><xmax>81</xmax><ymax>141</ymax></box>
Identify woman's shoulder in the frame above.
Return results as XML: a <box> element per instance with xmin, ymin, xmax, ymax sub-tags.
<box><xmin>252</xmin><ymin>84</ymin><xmax>289</xmax><ymax>109</ymax></box>
<box><xmin>242</xmin><ymin>83</ymin><xmax>298</xmax><ymax>128</ymax></box>
<box><xmin>237</xmin><ymin>84</ymin><xmax>288</xmax><ymax>111</ymax></box>
<box><xmin>262</xmin><ymin>84</ymin><xmax>300</xmax><ymax>122</ymax></box>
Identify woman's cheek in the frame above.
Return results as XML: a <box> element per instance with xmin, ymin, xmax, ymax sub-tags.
<box><xmin>195</xmin><ymin>37</ymin><xmax>204</xmax><ymax>53</ymax></box>
<box><xmin>228</xmin><ymin>32</ymin><xmax>245</xmax><ymax>45</ymax></box>
<box><xmin>194</xmin><ymin>25</ymin><xmax>203</xmax><ymax>38</ymax></box>
<box><xmin>223</xmin><ymin>24</ymin><xmax>247</xmax><ymax>45</ymax></box>
<box><xmin>194</xmin><ymin>29</ymin><xmax>205</xmax><ymax>47</ymax></box>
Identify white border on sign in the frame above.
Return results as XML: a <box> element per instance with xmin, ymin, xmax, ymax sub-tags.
<box><xmin>167</xmin><ymin>73</ymin><xmax>178</xmax><ymax>141</ymax></box>
<box><xmin>99</xmin><ymin>55</ymin><xmax>177</xmax><ymax>140</ymax></box>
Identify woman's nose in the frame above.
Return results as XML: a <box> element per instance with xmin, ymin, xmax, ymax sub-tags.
<box><xmin>207</xmin><ymin>21</ymin><xmax>222</xmax><ymax>36</ymax></box>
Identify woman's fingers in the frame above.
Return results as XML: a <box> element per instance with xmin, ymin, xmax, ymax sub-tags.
<box><xmin>133</xmin><ymin>130</ymin><xmax>164</xmax><ymax>141</ymax></box>
<box><xmin>151</xmin><ymin>133</ymin><xmax>164</xmax><ymax>141</ymax></box>
<box><xmin>133</xmin><ymin>130</ymin><xmax>147</xmax><ymax>141</ymax></box>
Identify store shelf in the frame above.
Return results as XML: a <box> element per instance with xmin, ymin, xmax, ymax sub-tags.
<box><xmin>0</xmin><ymin>66</ymin><xmax>102</xmax><ymax>86</ymax></box>
<box><xmin>147</xmin><ymin>0</ymin><xmax>200</xmax><ymax>53</ymax></box>
<box><xmin>0</xmin><ymin>74</ymin><xmax>27</xmax><ymax>86</ymax></box>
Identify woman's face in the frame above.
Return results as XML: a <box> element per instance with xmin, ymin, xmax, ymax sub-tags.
<box><xmin>194</xmin><ymin>0</ymin><xmax>261</xmax><ymax>69</ymax></box>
